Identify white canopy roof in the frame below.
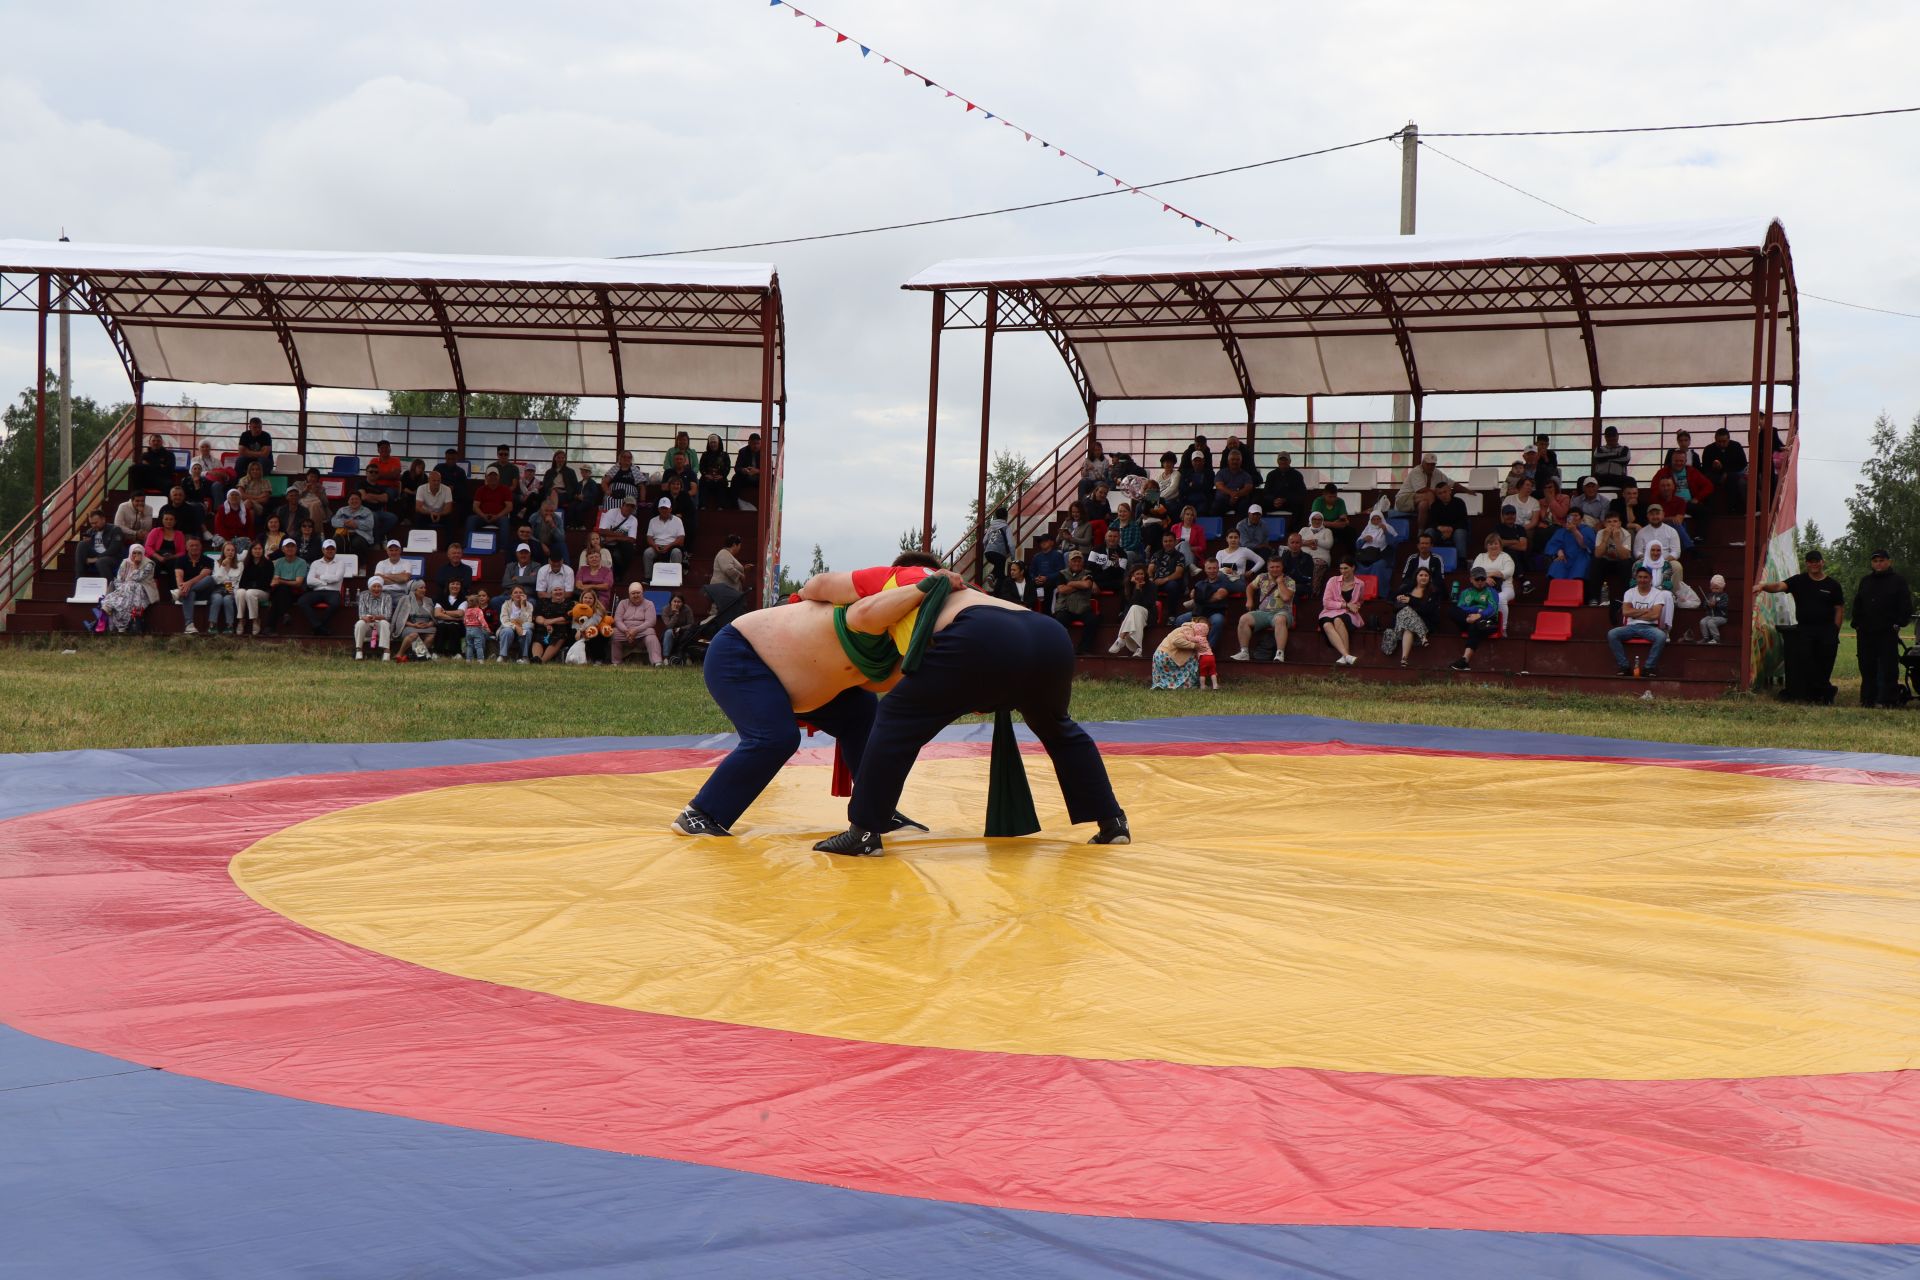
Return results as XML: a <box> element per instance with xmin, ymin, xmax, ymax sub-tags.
<box><xmin>0</xmin><ymin>240</ymin><xmax>783</xmax><ymax>404</ymax></box>
<box><xmin>905</xmin><ymin>218</ymin><xmax>1795</xmax><ymax>402</ymax></box>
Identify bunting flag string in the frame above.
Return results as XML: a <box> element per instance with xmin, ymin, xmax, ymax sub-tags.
<box><xmin>764</xmin><ymin>0</ymin><xmax>1236</xmax><ymax>240</ymax></box>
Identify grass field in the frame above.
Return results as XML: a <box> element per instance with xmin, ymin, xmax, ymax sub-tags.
<box><xmin>0</xmin><ymin>635</ymin><xmax>1908</xmax><ymax>757</ymax></box>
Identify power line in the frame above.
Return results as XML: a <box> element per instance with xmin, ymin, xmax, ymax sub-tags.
<box><xmin>617</xmin><ymin>134</ymin><xmax>1392</xmax><ymax>258</ymax></box>
<box><xmin>1417</xmin><ymin>140</ymin><xmax>1920</xmax><ymax>321</ymax></box>
<box><xmin>1417</xmin><ymin>140</ymin><xmax>1596</xmax><ymax>224</ymax></box>
<box><xmin>1424</xmin><ymin>105</ymin><xmax>1920</xmax><ymax>138</ymax></box>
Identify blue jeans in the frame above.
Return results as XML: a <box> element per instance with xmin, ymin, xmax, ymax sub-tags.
<box><xmin>463</xmin><ymin>626</ymin><xmax>489</xmax><ymax>660</ymax></box>
<box><xmin>206</xmin><ymin>590</ymin><xmax>236</xmax><ymax>631</ymax></box>
<box><xmin>179</xmin><ymin>576</ymin><xmax>218</xmax><ymax>628</ymax></box>
<box><xmin>690</xmin><ymin>625</ymin><xmax>878</xmax><ymax>829</ymax></box>
<box><xmin>497</xmin><ymin>627</ymin><xmax>528</xmax><ymax>660</ymax></box>
<box><xmin>1607</xmin><ymin>622</ymin><xmax>1667</xmax><ymax>672</ymax></box>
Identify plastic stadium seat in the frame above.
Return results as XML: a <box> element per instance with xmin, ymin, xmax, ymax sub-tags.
<box><xmin>170</xmin><ymin>449</ymin><xmax>192</xmax><ymax>472</ymax></box>
<box><xmin>269</xmin><ymin>476</ymin><xmax>290</xmax><ymax>496</ymax></box>
<box><xmin>404</xmin><ymin>529</ymin><xmax>438</xmax><ymax>553</ymax></box>
<box><xmin>1197</xmin><ymin>516</ymin><xmax>1224</xmax><ymax>538</ymax></box>
<box><xmin>1339</xmin><ymin>491</ymin><xmax>1364</xmax><ymax>513</ymax></box>
<box><xmin>320</xmin><ymin>477</ymin><xmax>346</xmax><ymax>499</ymax></box>
<box><xmin>398</xmin><ymin>556</ymin><xmax>426</xmax><ymax>579</ymax></box>
<box><xmin>466</xmin><ymin>530</ymin><xmax>498</xmax><ymax>555</ymax></box>
<box><xmin>1436</xmin><ymin>547</ymin><xmax>1459</xmax><ymax>572</ymax></box>
<box><xmin>144</xmin><ymin>494</ymin><xmax>166</xmax><ymax>517</ymax></box>
<box><xmin>1466</xmin><ymin>466</ymin><xmax>1500</xmax><ymax>491</ymax></box>
<box><xmin>1543</xmin><ymin>579</ymin><xmax>1584</xmax><ymax>608</ymax></box>
<box><xmin>1531</xmin><ymin>611</ymin><xmax>1573</xmax><ymax>642</ymax></box>
<box><xmin>1343</xmin><ymin>467</ymin><xmax>1377</xmax><ymax>490</ymax></box>
<box><xmin>219</xmin><ymin>451</ymin><xmax>239</xmax><ymax>471</ymax></box>
<box><xmin>644</xmin><ymin>590</ymin><xmax>673</xmax><ymax>615</ymax></box>
<box><xmin>330</xmin><ymin>456</ymin><xmax>361</xmax><ymax>477</ymax></box>
<box><xmin>1459</xmin><ymin>492</ymin><xmax>1485</xmax><ymax>516</ymax></box>
<box><xmin>1386</xmin><ymin>515</ymin><xmax>1410</xmax><ymax>542</ymax></box>
<box><xmin>332</xmin><ymin>553</ymin><xmax>360</xmax><ymax>579</ymax></box>
<box><xmin>67</xmin><ymin>576</ymin><xmax>108</xmax><ymax>605</ymax></box>
<box><xmin>1355</xmin><ymin>574</ymin><xmax>1381</xmax><ymax>601</ymax></box>
<box><xmin>651</xmin><ymin>562</ymin><xmax>684</xmax><ymax>587</ymax></box>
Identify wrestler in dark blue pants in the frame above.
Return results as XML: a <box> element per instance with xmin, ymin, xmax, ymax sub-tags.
<box><xmin>691</xmin><ymin>625</ymin><xmax>876</xmax><ymax>829</ymax></box>
<box><xmin>846</xmin><ymin>605</ymin><xmax>1120</xmax><ymax>833</ymax></box>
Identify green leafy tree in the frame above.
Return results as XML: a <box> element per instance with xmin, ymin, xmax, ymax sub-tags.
<box><xmin>0</xmin><ymin>372</ymin><xmax>128</xmax><ymax>532</ymax></box>
<box><xmin>806</xmin><ymin>543</ymin><xmax>829</xmax><ymax>577</ymax></box>
<box><xmin>382</xmin><ymin>391</ymin><xmax>579</xmax><ymax>421</ymax></box>
<box><xmin>898</xmin><ymin>523</ymin><xmax>939</xmax><ymax>559</ymax></box>
<box><xmin>1836</xmin><ymin>412</ymin><xmax>1920</xmax><ymax>578</ymax></box>
<box><xmin>961</xmin><ymin>449</ymin><xmax>1035</xmax><ymax>537</ymax></box>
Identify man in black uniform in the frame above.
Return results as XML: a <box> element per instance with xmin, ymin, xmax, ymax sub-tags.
<box><xmin>1757</xmin><ymin>550</ymin><xmax>1845</xmax><ymax>703</ymax></box>
<box><xmin>1852</xmin><ymin>550</ymin><xmax>1914</xmax><ymax>708</ymax></box>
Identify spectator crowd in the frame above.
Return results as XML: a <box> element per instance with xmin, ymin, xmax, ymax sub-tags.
<box><xmin>969</xmin><ymin>425</ymin><xmax>1909</xmax><ymax>698</ymax></box>
<box><xmin>77</xmin><ymin>419</ymin><xmax>760</xmax><ymax>665</ymax></box>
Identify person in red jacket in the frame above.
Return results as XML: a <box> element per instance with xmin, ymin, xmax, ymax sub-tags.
<box><xmin>212</xmin><ymin>489</ymin><xmax>255</xmax><ymax>547</ymax></box>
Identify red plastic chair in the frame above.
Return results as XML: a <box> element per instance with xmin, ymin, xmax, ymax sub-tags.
<box><xmin>1543</xmin><ymin>578</ymin><xmax>1584</xmax><ymax>608</ymax></box>
<box><xmin>1531</xmin><ymin>611</ymin><xmax>1572</xmax><ymax>642</ymax></box>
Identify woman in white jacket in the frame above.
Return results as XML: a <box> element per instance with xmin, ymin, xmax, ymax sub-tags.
<box><xmin>1470</xmin><ymin>532</ymin><xmax>1517</xmax><ymax>630</ymax></box>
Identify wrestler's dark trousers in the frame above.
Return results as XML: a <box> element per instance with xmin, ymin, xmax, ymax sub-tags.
<box><xmin>692</xmin><ymin>625</ymin><xmax>877</xmax><ymax>828</ymax></box>
<box><xmin>847</xmin><ymin>606</ymin><xmax>1121</xmax><ymax>833</ymax></box>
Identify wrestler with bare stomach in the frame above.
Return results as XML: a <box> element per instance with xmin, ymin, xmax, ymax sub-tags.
<box><xmin>801</xmin><ymin>555</ymin><xmax>1128</xmax><ymax>856</ymax></box>
<box><xmin>670</xmin><ymin>599</ymin><xmax>924</xmax><ymax>837</ymax></box>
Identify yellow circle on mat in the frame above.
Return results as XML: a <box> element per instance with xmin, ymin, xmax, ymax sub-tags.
<box><xmin>232</xmin><ymin>753</ymin><xmax>1920</xmax><ymax>1080</ymax></box>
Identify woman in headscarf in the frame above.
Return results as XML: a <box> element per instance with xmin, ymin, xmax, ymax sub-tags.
<box><xmin>1638</xmin><ymin>539</ymin><xmax>1695</xmax><ymax>610</ymax></box>
<box><xmin>1355</xmin><ymin>510</ymin><xmax>1395</xmax><ymax>568</ymax></box>
<box><xmin>98</xmin><ymin>545</ymin><xmax>158</xmax><ymax>634</ymax></box>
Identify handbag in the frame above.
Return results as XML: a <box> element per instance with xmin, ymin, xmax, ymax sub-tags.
<box><xmin>564</xmin><ymin>639</ymin><xmax>589</xmax><ymax>665</ymax></box>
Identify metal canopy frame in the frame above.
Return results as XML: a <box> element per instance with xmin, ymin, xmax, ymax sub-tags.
<box><xmin>0</xmin><ymin>247</ymin><xmax>788</xmax><ymax>600</ymax></box>
<box><xmin>906</xmin><ymin>222</ymin><xmax>1798</xmax><ymax>689</ymax></box>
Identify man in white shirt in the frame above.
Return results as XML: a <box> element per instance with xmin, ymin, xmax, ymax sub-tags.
<box><xmin>1215</xmin><ymin>528</ymin><xmax>1263</xmax><ymax>580</ymax></box>
<box><xmin>535</xmin><ymin>548</ymin><xmax>575</xmax><ymax>597</ymax></box>
<box><xmin>1393</xmin><ymin>452</ymin><xmax>1451</xmax><ymax>529</ymax></box>
<box><xmin>374</xmin><ymin>538</ymin><xmax>413</xmax><ymax>589</ymax></box>
<box><xmin>643</xmin><ymin>497</ymin><xmax>687</xmax><ymax>581</ymax></box>
<box><xmin>1607</xmin><ymin>565</ymin><xmax>1673</xmax><ymax>677</ymax></box>
<box><xmin>300</xmin><ymin>539</ymin><xmax>350</xmax><ymax>635</ymax></box>
<box><xmin>415</xmin><ymin>472</ymin><xmax>456</xmax><ymax>538</ymax></box>
<box><xmin>598</xmin><ymin>495</ymin><xmax>640</xmax><ymax>577</ymax></box>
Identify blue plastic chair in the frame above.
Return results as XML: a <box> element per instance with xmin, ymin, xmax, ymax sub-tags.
<box><xmin>330</xmin><ymin>455</ymin><xmax>361</xmax><ymax>477</ymax></box>
<box><xmin>1387</xmin><ymin>515</ymin><xmax>1411</xmax><ymax>542</ymax></box>
<box><xmin>1436</xmin><ymin>546</ymin><xmax>1460</xmax><ymax>573</ymax></box>
<box><xmin>644</xmin><ymin>590</ymin><xmax>673</xmax><ymax>615</ymax></box>
<box><xmin>1197</xmin><ymin>516</ymin><xmax>1225</xmax><ymax>538</ymax></box>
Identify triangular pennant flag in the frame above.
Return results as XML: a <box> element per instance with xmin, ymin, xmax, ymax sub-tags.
<box><xmin>983</xmin><ymin>112</ymin><xmax>994</xmax><ymax>119</ymax></box>
<box><xmin>965</xmin><ymin>102</ymin><xmax>976</xmax><ymax>112</ymax></box>
<box><xmin>814</xmin><ymin>18</ymin><xmax>824</xmax><ymax>26</ymax></box>
<box><xmin>1023</xmin><ymin>132</ymin><xmax>1031</xmax><ymax>141</ymax></box>
<box><xmin>769</xmin><ymin>0</ymin><xmax>781</xmax><ymax>7</ymax></box>
<box><xmin>835</xmin><ymin>32</ymin><xmax>847</xmax><ymax>42</ymax></box>
<box><xmin>923</xmin><ymin>78</ymin><xmax>934</xmax><ymax>87</ymax></box>
<box><xmin>945</xmin><ymin>89</ymin><xmax>955</xmax><ymax>97</ymax></box>
<box><xmin>1095</xmin><ymin>169</ymin><xmax>1104</xmax><ymax>177</ymax></box>
<box><xmin>861</xmin><ymin>47</ymin><xmax>871</xmax><ymax>56</ymax></box>
<box><xmin>1163</xmin><ymin>203</ymin><xmax>1172</xmax><ymax>213</ymax></box>
<box><xmin>881</xmin><ymin>56</ymin><xmax>890</xmax><ymax>64</ymax></box>
<box><xmin>1056</xmin><ymin>148</ymin><xmax>1065</xmax><ymax>156</ymax></box>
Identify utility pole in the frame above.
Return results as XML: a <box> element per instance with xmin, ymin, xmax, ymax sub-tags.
<box><xmin>1391</xmin><ymin>122</ymin><xmax>1417</xmax><ymax>434</ymax></box>
<box><xmin>57</xmin><ymin>231</ymin><xmax>72</xmax><ymax>482</ymax></box>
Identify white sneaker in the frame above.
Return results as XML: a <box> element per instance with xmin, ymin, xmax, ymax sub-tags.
<box><xmin>170</xmin><ymin>589</ymin><xmax>183</xmax><ymax>603</ymax></box>
<box><xmin>381</xmin><ymin>651</ymin><xmax>391</xmax><ymax>661</ymax></box>
<box><xmin>495</xmin><ymin>655</ymin><xmax>506</xmax><ymax>663</ymax></box>
<box><xmin>1230</xmin><ymin>649</ymin><xmax>1251</xmax><ymax>661</ymax></box>
<box><xmin>1273</xmin><ymin>651</ymin><xmax>1286</xmax><ymax>663</ymax></box>
<box><xmin>1337</xmin><ymin>654</ymin><xmax>1357</xmax><ymax>665</ymax></box>
<box><xmin>516</xmin><ymin>658</ymin><xmax>528</xmax><ymax>665</ymax></box>
<box><xmin>354</xmin><ymin>651</ymin><xmax>364</xmax><ymax>660</ymax></box>
<box><xmin>183</xmin><ymin>624</ymin><xmax>198</xmax><ymax>636</ymax></box>
<box><xmin>1107</xmin><ymin>641</ymin><xmax>1125</xmax><ymax>655</ymax></box>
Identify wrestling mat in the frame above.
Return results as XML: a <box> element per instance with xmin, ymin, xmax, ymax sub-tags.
<box><xmin>4</xmin><ymin>716</ymin><xmax>1920</xmax><ymax>1278</ymax></box>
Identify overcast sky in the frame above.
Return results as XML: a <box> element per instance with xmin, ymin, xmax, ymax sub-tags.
<box><xmin>3</xmin><ymin>0</ymin><xmax>1917</xmax><ymax>568</ymax></box>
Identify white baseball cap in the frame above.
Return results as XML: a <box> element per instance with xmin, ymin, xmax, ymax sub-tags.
<box><xmin>1248</xmin><ymin>504</ymin><xmax>1262</xmax><ymax>515</ymax></box>
<box><xmin>385</xmin><ymin>538</ymin><xmax>402</xmax><ymax>548</ymax></box>
<box><xmin>321</xmin><ymin>539</ymin><xmax>337</xmax><ymax>549</ymax></box>
<box><xmin>657</xmin><ymin>497</ymin><xmax>672</xmax><ymax>510</ymax></box>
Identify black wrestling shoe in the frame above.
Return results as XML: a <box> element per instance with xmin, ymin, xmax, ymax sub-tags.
<box><xmin>885</xmin><ymin>810</ymin><xmax>930</xmax><ymax>833</ymax></box>
<box><xmin>1089</xmin><ymin>813</ymin><xmax>1131</xmax><ymax>845</ymax></box>
<box><xmin>671</xmin><ymin>806</ymin><xmax>733</xmax><ymax>837</ymax></box>
<box><xmin>814</xmin><ymin>826</ymin><xmax>884</xmax><ymax>857</ymax></box>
